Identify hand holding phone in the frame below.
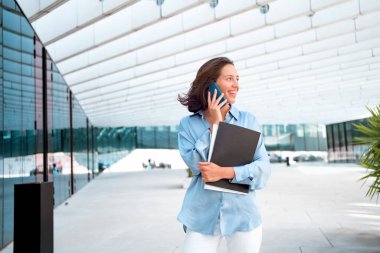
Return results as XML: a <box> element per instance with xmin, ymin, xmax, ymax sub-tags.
<box><xmin>208</xmin><ymin>82</ymin><xmax>227</xmax><ymax>109</ymax></box>
<box><xmin>206</xmin><ymin>82</ymin><xmax>228</xmax><ymax>126</ymax></box>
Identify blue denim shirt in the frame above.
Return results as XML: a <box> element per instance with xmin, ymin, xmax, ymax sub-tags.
<box><xmin>177</xmin><ymin>105</ymin><xmax>271</xmax><ymax>236</ymax></box>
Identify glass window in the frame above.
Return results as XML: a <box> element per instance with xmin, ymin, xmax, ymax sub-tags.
<box><xmin>156</xmin><ymin>126</ymin><xmax>169</xmax><ymax>149</ymax></box>
<box><xmin>4</xmin><ymin>59</ymin><xmax>21</xmax><ymax>75</ymax></box>
<box><xmin>3</xmin><ymin>47</ymin><xmax>21</xmax><ymax>62</ymax></box>
<box><xmin>3</xmin><ymin>0</ymin><xmax>16</xmax><ymax>9</ymax></box>
<box><xmin>294</xmin><ymin>124</ymin><xmax>306</xmax><ymax>151</ymax></box>
<box><xmin>22</xmin><ymin>52</ymin><xmax>33</xmax><ymax>65</ymax></box>
<box><xmin>21</xmin><ymin>35</ymin><xmax>34</xmax><ymax>53</ymax></box>
<box><xmin>4</xmin><ymin>71</ymin><xmax>21</xmax><ymax>82</ymax></box>
<box><xmin>3</xmin><ymin>9</ymin><xmax>20</xmax><ymax>32</ymax></box>
<box><xmin>3</xmin><ymin>30</ymin><xmax>21</xmax><ymax>50</ymax></box>
<box><xmin>21</xmin><ymin>64</ymin><xmax>33</xmax><ymax>77</ymax></box>
<box><xmin>21</xmin><ymin>16</ymin><xmax>34</xmax><ymax>37</ymax></box>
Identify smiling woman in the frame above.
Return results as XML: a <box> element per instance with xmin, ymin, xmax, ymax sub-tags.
<box><xmin>177</xmin><ymin>57</ymin><xmax>271</xmax><ymax>253</ymax></box>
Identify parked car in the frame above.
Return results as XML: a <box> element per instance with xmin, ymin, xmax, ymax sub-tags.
<box><xmin>269</xmin><ymin>153</ymin><xmax>285</xmax><ymax>163</ymax></box>
<box><xmin>293</xmin><ymin>154</ymin><xmax>323</xmax><ymax>162</ymax></box>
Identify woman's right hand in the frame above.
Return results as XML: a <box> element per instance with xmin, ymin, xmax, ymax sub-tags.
<box><xmin>206</xmin><ymin>89</ymin><xmax>228</xmax><ymax>126</ymax></box>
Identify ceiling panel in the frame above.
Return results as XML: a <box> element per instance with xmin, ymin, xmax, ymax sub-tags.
<box><xmin>15</xmin><ymin>0</ymin><xmax>380</xmax><ymax>127</ymax></box>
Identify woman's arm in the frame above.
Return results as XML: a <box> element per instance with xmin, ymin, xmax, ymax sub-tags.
<box><xmin>178</xmin><ymin>117</ymin><xmax>210</xmax><ymax>176</ymax></box>
<box><xmin>230</xmin><ymin>133</ymin><xmax>271</xmax><ymax>189</ymax></box>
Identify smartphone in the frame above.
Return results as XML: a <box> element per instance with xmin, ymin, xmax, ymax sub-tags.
<box><xmin>208</xmin><ymin>82</ymin><xmax>227</xmax><ymax>108</ymax></box>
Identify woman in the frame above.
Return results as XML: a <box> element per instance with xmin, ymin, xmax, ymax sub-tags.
<box><xmin>177</xmin><ymin>57</ymin><xmax>271</xmax><ymax>253</ymax></box>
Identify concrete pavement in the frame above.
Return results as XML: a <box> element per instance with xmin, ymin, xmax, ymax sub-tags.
<box><xmin>2</xmin><ymin>163</ymin><xmax>380</xmax><ymax>253</ymax></box>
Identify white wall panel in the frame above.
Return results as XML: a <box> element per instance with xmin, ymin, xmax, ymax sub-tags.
<box><xmin>32</xmin><ymin>0</ymin><xmax>77</xmax><ymax>42</ymax></box>
<box><xmin>338</xmin><ymin>38</ymin><xmax>380</xmax><ymax>55</ymax></box>
<box><xmin>137</xmin><ymin>35</ymin><xmax>184</xmax><ymax>64</ymax></box>
<box><xmin>88</xmin><ymin>36</ymin><xmax>130</xmax><ymax>65</ymax></box>
<box><xmin>57</xmin><ymin>53</ymin><xmax>88</xmax><ymax>74</ymax></box>
<box><xmin>266</xmin><ymin>0</ymin><xmax>311</xmax><ymax>24</ymax></box>
<box><xmin>94</xmin><ymin>7</ymin><xmax>132</xmax><ymax>45</ymax></box>
<box><xmin>103</xmin><ymin>0</ymin><xmax>133</xmax><ymax>13</ymax></box>
<box><xmin>312</xmin><ymin>1</ymin><xmax>359</xmax><ymax>27</ymax></box>
<box><xmin>247</xmin><ymin>47</ymin><xmax>302</xmax><ymax>67</ymax></box>
<box><xmin>131</xmin><ymin>1</ymin><xmax>160</xmax><ymax>29</ymax></box>
<box><xmin>175</xmin><ymin>41</ymin><xmax>226</xmax><ymax>65</ymax></box>
<box><xmin>266</xmin><ymin>30</ymin><xmax>316</xmax><ymax>52</ymax></box>
<box><xmin>356</xmin><ymin>26</ymin><xmax>380</xmax><ymax>42</ymax></box>
<box><xmin>77</xmin><ymin>0</ymin><xmax>103</xmax><ymax>26</ymax></box>
<box><xmin>355</xmin><ymin>11</ymin><xmax>380</xmax><ymax>30</ymax></box>
<box><xmin>230</xmin><ymin>9</ymin><xmax>265</xmax><ymax>35</ymax></box>
<box><xmin>303</xmin><ymin>33</ymin><xmax>355</xmax><ymax>54</ymax></box>
<box><xmin>184</xmin><ymin>19</ymin><xmax>230</xmax><ymax>49</ymax></box>
<box><xmin>224</xmin><ymin>44</ymin><xmax>266</xmax><ymax>62</ymax></box>
<box><xmin>227</xmin><ymin>26</ymin><xmax>275</xmax><ymax>51</ymax></box>
<box><xmin>274</xmin><ymin>16</ymin><xmax>312</xmax><ymax>38</ymax></box>
<box><xmin>359</xmin><ymin>0</ymin><xmax>380</xmax><ymax>14</ymax></box>
<box><xmin>310</xmin><ymin>0</ymin><xmax>348</xmax><ymax>11</ymax></box>
<box><xmin>161</xmin><ymin>0</ymin><xmax>200</xmax><ymax>17</ymax></box>
<box><xmin>278</xmin><ymin>49</ymin><xmax>337</xmax><ymax>68</ymax></box>
<box><xmin>215</xmin><ymin>0</ymin><xmax>257</xmax><ymax>19</ymax></box>
<box><xmin>16</xmin><ymin>0</ymin><xmax>40</xmax><ymax>18</ymax></box>
<box><xmin>97</xmin><ymin>52</ymin><xmax>137</xmax><ymax>77</ymax></box>
<box><xmin>134</xmin><ymin>56</ymin><xmax>175</xmax><ymax>76</ymax></box>
<box><xmin>167</xmin><ymin>60</ymin><xmax>203</xmax><ymax>77</ymax></box>
<box><xmin>182</xmin><ymin>4</ymin><xmax>215</xmax><ymax>31</ymax></box>
<box><xmin>129</xmin><ymin>15</ymin><xmax>183</xmax><ymax>49</ymax></box>
<box><xmin>51</xmin><ymin>26</ymin><xmax>94</xmax><ymax>62</ymax></box>
<box><xmin>316</xmin><ymin>19</ymin><xmax>355</xmax><ymax>40</ymax></box>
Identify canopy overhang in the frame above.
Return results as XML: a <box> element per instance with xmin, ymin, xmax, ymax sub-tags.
<box><xmin>16</xmin><ymin>0</ymin><xmax>380</xmax><ymax>126</ymax></box>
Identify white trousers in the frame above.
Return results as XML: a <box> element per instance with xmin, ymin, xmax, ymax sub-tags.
<box><xmin>183</xmin><ymin>225</ymin><xmax>262</xmax><ymax>253</ymax></box>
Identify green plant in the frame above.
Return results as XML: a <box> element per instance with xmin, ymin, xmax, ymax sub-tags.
<box><xmin>353</xmin><ymin>105</ymin><xmax>380</xmax><ymax>201</ymax></box>
<box><xmin>186</xmin><ymin>168</ymin><xmax>193</xmax><ymax>178</ymax></box>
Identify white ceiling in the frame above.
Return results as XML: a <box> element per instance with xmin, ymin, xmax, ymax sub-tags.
<box><xmin>16</xmin><ymin>0</ymin><xmax>380</xmax><ymax>127</ymax></box>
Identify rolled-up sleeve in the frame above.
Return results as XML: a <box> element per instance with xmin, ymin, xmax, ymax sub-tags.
<box><xmin>178</xmin><ymin>117</ymin><xmax>210</xmax><ymax>176</ymax></box>
<box><xmin>230</xmin><ymin>120</ymin><xmax>271</xmax><ymax>190</ymax></box>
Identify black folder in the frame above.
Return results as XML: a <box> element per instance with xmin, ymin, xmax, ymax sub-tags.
<box><xmin>205</xmin><ymin>122</ymin><xmax>261</xmax><ymax>194</ymax></box>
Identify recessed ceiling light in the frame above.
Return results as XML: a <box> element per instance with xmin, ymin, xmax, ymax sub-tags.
<box><xmin>260</xmin><ymin>4</ymin><xmax>270</xmax><ymax>14</ymax></box>
<box><xmin>210</xmin><ymin>0</ymin><xmax>218</xmax><ymax>8</ymax></box>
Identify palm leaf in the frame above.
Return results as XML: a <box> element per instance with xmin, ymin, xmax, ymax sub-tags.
<box><xmin>354</xmin><ymin>105</ymin><xmax>380</xmax><ymax>201</ymax></box>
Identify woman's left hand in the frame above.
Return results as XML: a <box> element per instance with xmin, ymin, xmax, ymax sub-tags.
<box><xmin>198</xmin><ymin>162</ymin><xmax>234</xmax><ymax>182</ymax></box>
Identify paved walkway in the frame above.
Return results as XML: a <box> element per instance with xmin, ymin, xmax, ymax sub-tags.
<box><xmin>2</xmin><ymin>163</ymin><xmax>380</xmax><ymax>253</ymax></box>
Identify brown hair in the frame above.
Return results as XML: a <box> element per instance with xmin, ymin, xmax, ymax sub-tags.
<box><xmin>178</xmin><ymin>57</ymin><xmax>234</xmax><ymax>113</ymax></box>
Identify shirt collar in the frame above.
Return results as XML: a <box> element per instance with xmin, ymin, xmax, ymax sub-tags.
<box><xmin>229</xmin><ymin>104</ymin><xmax>240</xmax><ymax>120</ymax></box>
<box><xmin>194</xmin><ymin>104</ymin><xmax>240</xmax><ymax>120</ymax></box>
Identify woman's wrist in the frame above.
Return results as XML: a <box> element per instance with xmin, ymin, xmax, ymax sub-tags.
<box><xmin>223</xmin><ymin>167</ymin><xmax>235</xmax><ymax>180</ymax></box>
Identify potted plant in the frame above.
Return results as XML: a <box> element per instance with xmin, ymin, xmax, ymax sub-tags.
<box><xmin>353</xmin><ymin>105</ymin><xmax>380</xmax><ymax>201</ymax></box>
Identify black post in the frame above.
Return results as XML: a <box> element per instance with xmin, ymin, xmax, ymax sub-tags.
<box><xmin>69</xmin><ymin>91</ymin><xmax>74</xmax><ymax>195</ymax></box>
<box><xmin>42</xmin><ymin>48</ymin><xmax>48</xmax><ymax>182</ymax></box>
<box><xmin>91</xmin><ymin>126</ymin><xmax>95</xmax><ymax>179</ymax></box>
<box><xmin>87</xmin><ymin>118</ymin><xmax>90</xmax><ymax>181</ymax></box>
<box><xmin>14</xmin><ymin>182</ymin><xmax>54</xmax><ymax>253</ymax></box>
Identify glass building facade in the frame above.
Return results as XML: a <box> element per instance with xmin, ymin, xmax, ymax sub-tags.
<box><xmin>262</xmin><ymin>124</ymin><xmax>327</xmax><ymax>151</ymax></box>
<box><xmin>96</xmin><ymin>126</ymin><xmax>179</xmax><ymax>168</ymax></box>
<box><xmin>326</xmin><ymin>118</ymin><xmax>368</xmax><ymax>163</ymax></box>
<box><xmin>0</xmin><ymin>0</ymin><xmax>97</xmax><ymax>248</ymax></box>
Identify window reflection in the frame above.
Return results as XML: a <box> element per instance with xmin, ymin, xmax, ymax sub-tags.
<box><xmin>0</xmin><ymin>1</ymin><xmax>96</xmax><ymax>248</ymax></box>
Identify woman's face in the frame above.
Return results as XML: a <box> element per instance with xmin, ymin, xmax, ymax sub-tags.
<box><xmin>216</xmin><ymin>64</ymin><xmax>240</xmax><ymax>104</ymax></box>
